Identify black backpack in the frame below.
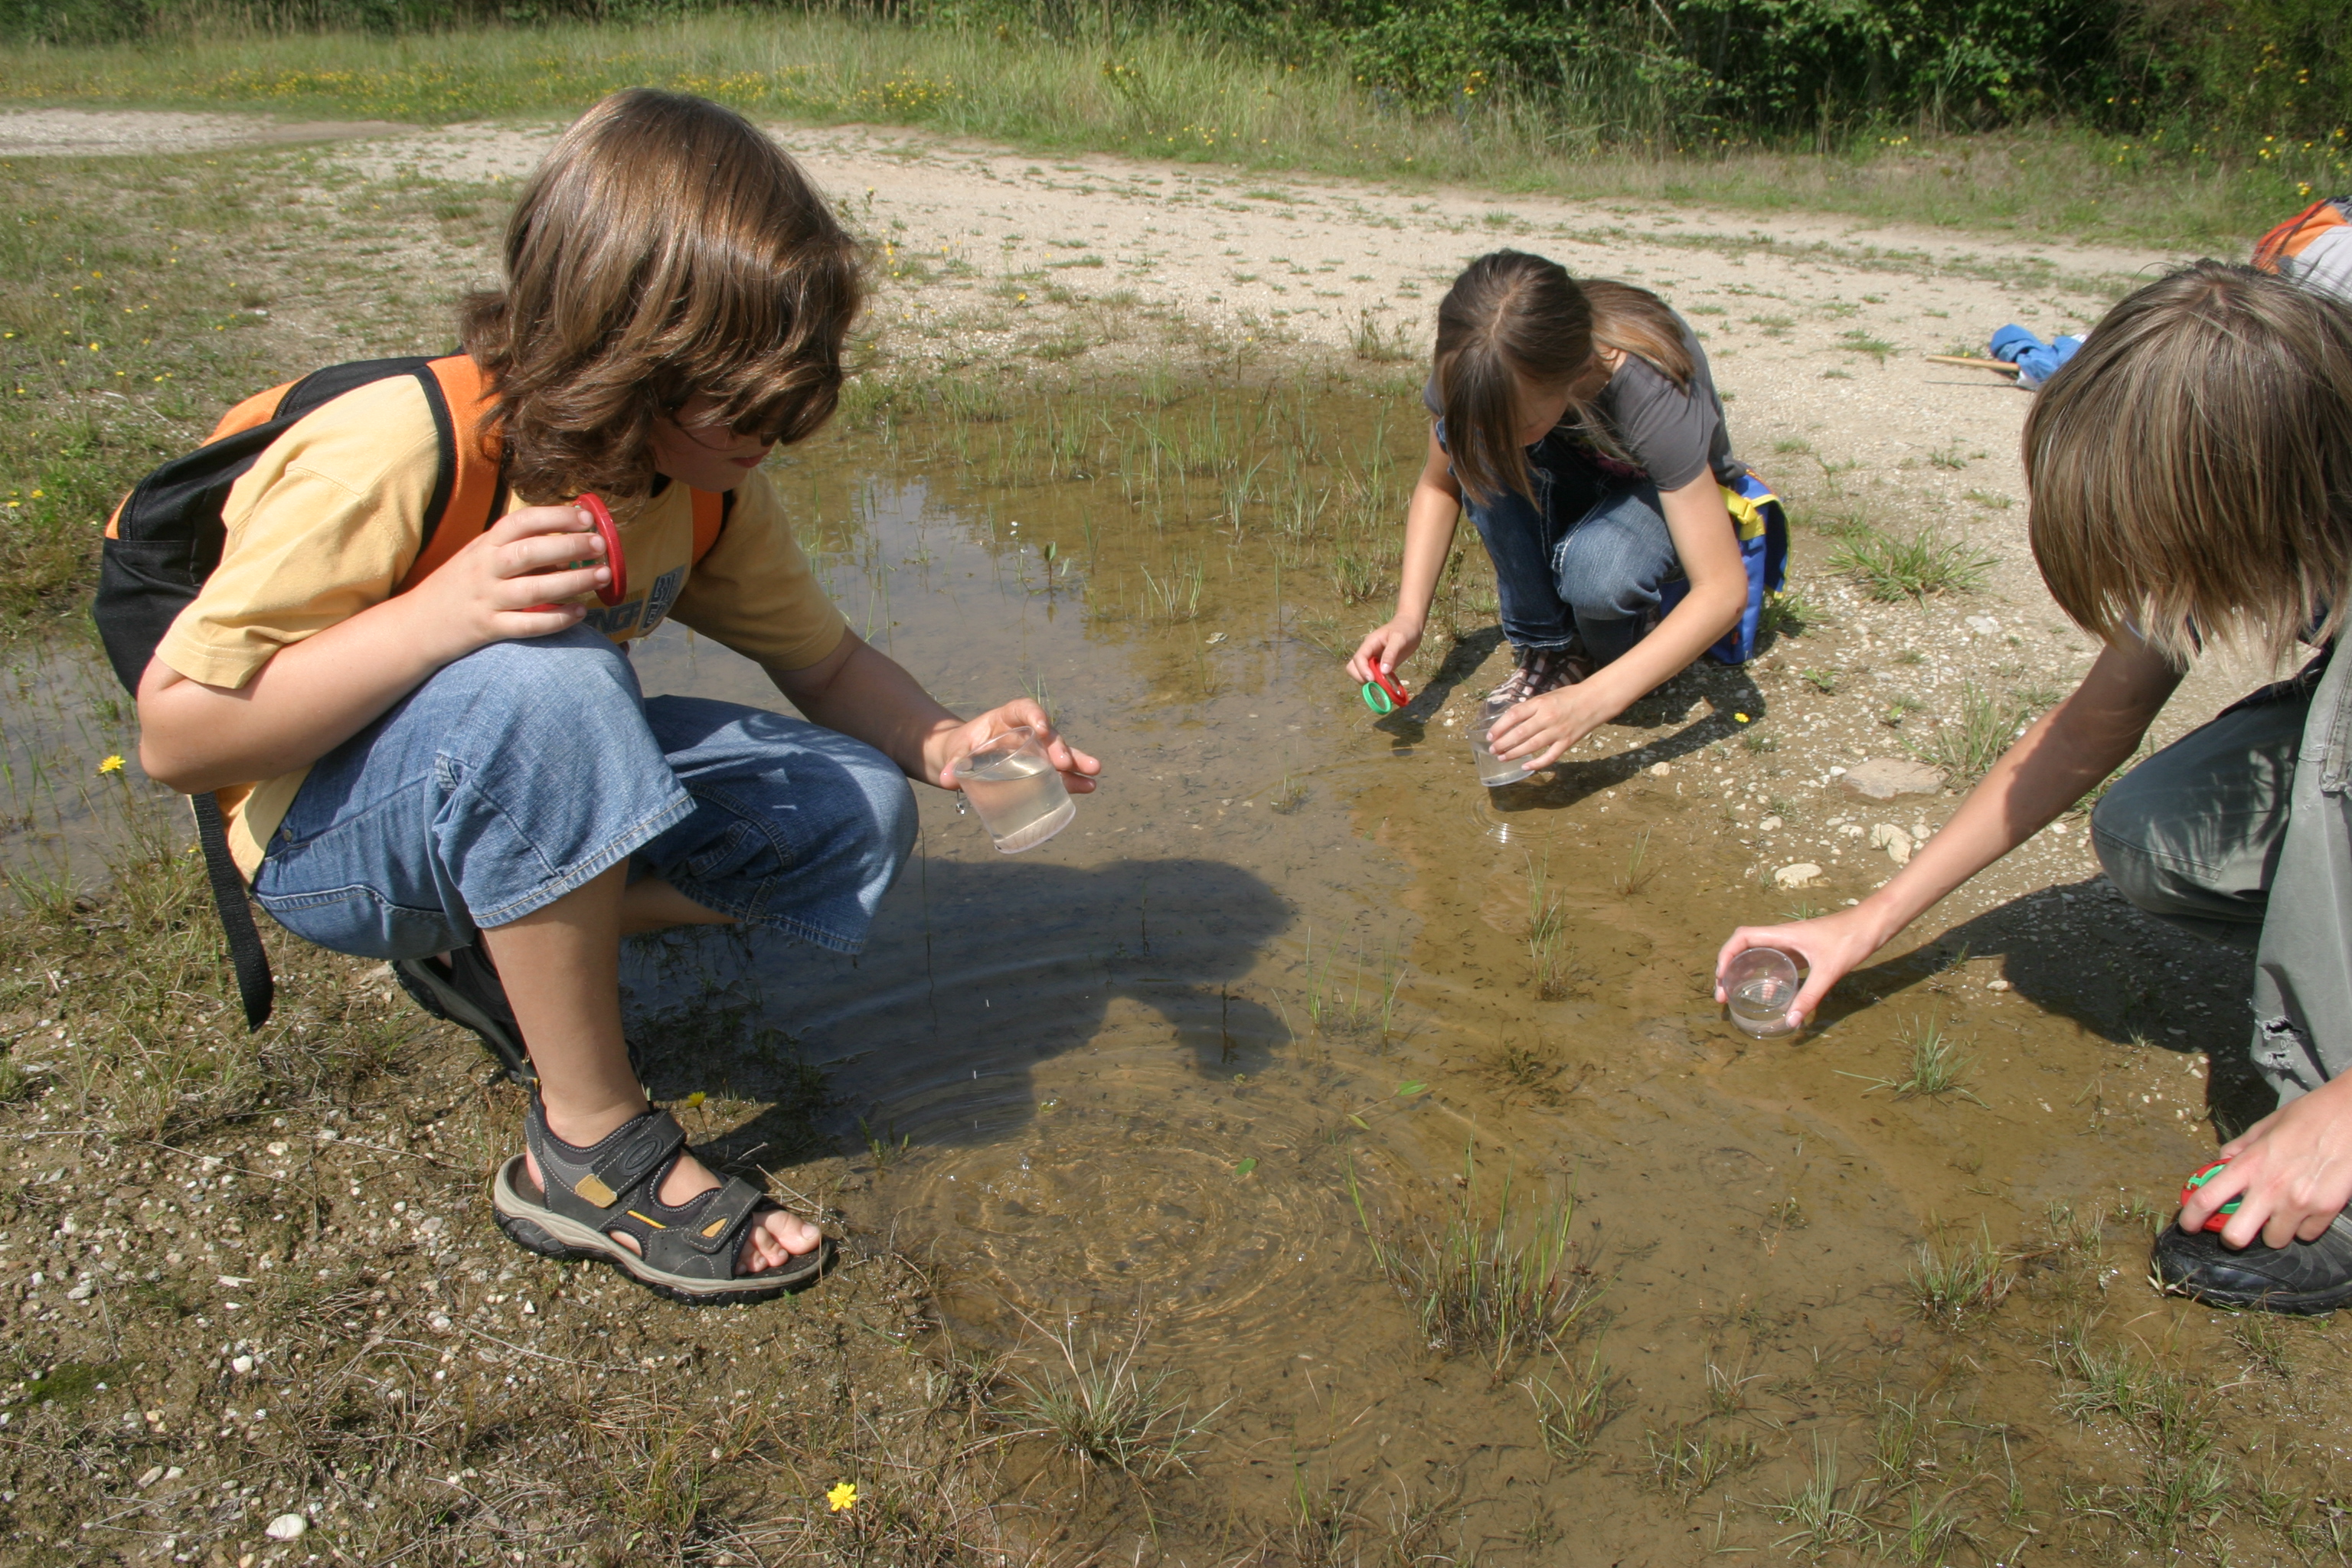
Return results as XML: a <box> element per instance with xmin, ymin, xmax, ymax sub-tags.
<box><xmin>94</xmin><ymin>354</ymin><xmax>509</xmax><ymax>1030</ymax></box>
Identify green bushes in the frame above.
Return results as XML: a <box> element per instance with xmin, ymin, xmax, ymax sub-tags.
<box><xmin>0</xmin><ymin>0</ymin><xmax>2344</xmax><ymax>175</ymax></box>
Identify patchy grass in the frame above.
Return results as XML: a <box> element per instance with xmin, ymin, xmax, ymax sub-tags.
<box><xmin>1919</xmin><ymin>681</ymin><xmax>2030</xmax><ymax>783</ymax></box>
<box><xmin>1828</xmin><ymin>524</ymin><xmax>1996</xmax><ymax>604</ymax></box>
<box><xmin>1906</xmin><ymin>1223</ymin><xmax>2015</xmax><ymax>1322</ymax></box>
<box><xmin>1350</xmin><ymin>1152</ymin><xmax>1606</xmax><ymax>1367</ymax></box>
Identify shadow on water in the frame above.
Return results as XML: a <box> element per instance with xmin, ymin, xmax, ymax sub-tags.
<box><xmin>1816</xmin><ymin>872</ymin><xmax>2274</xmax><ymax>1135</ymax></box>
<box><xmin>622</xmin><ymin>851</ymin><xmax>1294</xmax><ymax>1143</ymax></box>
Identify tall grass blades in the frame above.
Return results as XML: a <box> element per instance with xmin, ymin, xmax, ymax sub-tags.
<box><xmin>1764</xmin><ymin>1441</ymin><xmax>1873</xmax><ymax>1558</ymax></box>
<box><xmin>1919</xmin><ymin>682</ymin><xmax>2028</xmax><ymax>783</ymax></box>
<box><xmin>1908</xmin><ymin>1222</ymin><xmax>2014</xmax><ymax>1321</ymax></box>
<box><xmin>1829</xmin><ymin>524</ymin><xmax>1996</xmax><ymax>603</ymax></box>
<box><xmin>1349</xmin><ymin>1152</ymin><xmax>1605</xmax><ymax>1367</ymax></box>
<box><xmin>1524</xmin><ymin>856</ymin><xmax>1573</xmax><ymax>999</ymax></box>
<box><xmin>1521</xmin><ymin>1344</ymin><xmax>1618</xmax><ymax>1463</ymax></box>
<box><xmin>996</xmin><ymin>1317</ymin><xmax>1220</xmax><ymax>1479</ymax></box>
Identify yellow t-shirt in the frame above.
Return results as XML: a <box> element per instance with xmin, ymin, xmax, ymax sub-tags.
<box><xmin>154</xmin><ymin>374</ymin><xmax>848</xmax><ymax>877</ymax></box>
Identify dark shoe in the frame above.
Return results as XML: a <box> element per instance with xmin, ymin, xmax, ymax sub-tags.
<box><xmin>2151</xmin><ymin>1209</ymin><xmax>2352</xmax><ymax>1314</ymax></box>
<box><xmin>1488</xmin><ymin>642</ymin><xmax>1591</xmax><ymax>708</ymax></box>
<box><xmin>394</xmin><ymin>937</ymin><xmax>534</xmax><ymax>1086</ymax></box>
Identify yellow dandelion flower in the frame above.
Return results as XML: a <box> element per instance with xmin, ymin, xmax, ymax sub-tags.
<box><xmin>682</xmin><ymin>1090</ymin><xmax>707</xmax><ymax>1109</ymax></box>
<box><xmin>1734</xmin><ymin>713</ymin><xmax>1750</xmax><ymax>724</ymax></box>
<box><xmin>827</xmin><ymin>1481</ymin><xmax>858</xmax><ymax>1512</ymax></box>
<box><xmin>99</xmin><ymin>754</ymin><xmax>125</xmax><ymax>773</ymax></box>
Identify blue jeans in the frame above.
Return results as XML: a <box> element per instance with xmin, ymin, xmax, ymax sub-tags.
<box><xmin>250</xmin><ymin>627</ymin><xmax>917</xmax><ymax>960</ymax></box>
<box><xmin>1465</xmin><ymin>433</ymin><xmax>1681</xmax><ymax>667</ymax></box>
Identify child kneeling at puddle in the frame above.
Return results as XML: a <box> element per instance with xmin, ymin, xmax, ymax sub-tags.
<box><xmin>1348</xmin><ymin>250</ymin><xmax>1781</xmax><ymax>763</ymax></box>
<box><xmin>129</xmin><ymin>90</ymin><xmax>1096</xmax><ymax>1305</ymax></box>
<box><xmin>1718</xmin><ymin>260</ymin><xmax>2352</xmax><ymax>1314</ymax></box>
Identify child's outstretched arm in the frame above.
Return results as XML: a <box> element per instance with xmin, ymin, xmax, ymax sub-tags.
<box><xmin>769</xmin><ymin>629</ymin><xmax>1101</xmax><ymax>793</ymax></box>
<box><xmin>1347</xmin><ymin>428</ymin><xmax>1462</xmax><ymax>688</ymax></box>
<box><xmin>1713</xmin><ymin>634</ymin><xmax>2181</xmax><ymax>1027</ymax></box>
<box><xmin>139</xmin><ymin>505</ymin><xmax>612</xmax><ymax>795</ymax></box>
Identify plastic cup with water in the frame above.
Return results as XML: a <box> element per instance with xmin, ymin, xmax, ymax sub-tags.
<box><xmin>951</xmin><ymin>725</ymin><xmax>1076</xmax><ymax>854</ymax></box>
<box><xmin>1468</xmin><ymin>696</ymin><xmax>1527</xmax><ymax>788</ymax></box>
<box><xmin>1723</xmin><ymin>946</ymin><xmax>1802</xmax><ymax>1037</ymax></box>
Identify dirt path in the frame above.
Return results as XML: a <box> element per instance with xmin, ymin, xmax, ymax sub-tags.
<box><xmin>2</xmin><ymin>106</ymin><xmax>2269</xmax><ymax>715</ymax></box>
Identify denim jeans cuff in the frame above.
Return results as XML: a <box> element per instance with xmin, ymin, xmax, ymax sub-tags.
<box><xmin>472</xmin><ymin>790</ymin><xmax>697</xmax><ymax>929</ymax></box>
<box><xmin>663</xmin><ymin>877</ymin><xmax>874</xmax><ymax>956</ymax></box>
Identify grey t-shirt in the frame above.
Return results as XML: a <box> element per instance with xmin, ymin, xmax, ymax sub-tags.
<box><xmin>1423</xmin><ymin>325</ymin><xmax>1740</xmax><ymax>492</ymax></box>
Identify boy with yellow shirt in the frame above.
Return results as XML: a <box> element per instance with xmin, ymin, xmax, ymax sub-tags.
<box><xmin>132</xmin><ymin>91</ymin><xmax>1098</xmax><ymax>1305</ymax></box>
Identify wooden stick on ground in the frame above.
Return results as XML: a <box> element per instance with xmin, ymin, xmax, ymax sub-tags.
<box><xmin>1922</xmin><ymin>354</ymin><xmax>2020</xmax><ymax>374</ymax></box>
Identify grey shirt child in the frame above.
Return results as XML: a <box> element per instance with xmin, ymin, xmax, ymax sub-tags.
<box><xmin>1423</xmin><ymin>325</ymin><xmax>1741</xmax><ymax>492</ymax></box>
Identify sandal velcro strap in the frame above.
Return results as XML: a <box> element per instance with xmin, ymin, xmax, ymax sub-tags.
<box><xmin>527</xmin><ymin>1102</ymin><xmax>685</xmax><ymax>1217</ymax></box>
<box><xmin>670</xmin><ymin>1175</ymin><xmax>767</xmax><ymax>1258</ymax></box>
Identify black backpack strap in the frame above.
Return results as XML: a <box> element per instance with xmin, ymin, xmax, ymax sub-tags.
<box><xmin>190</xmin><ymin>792</ymin><xmax>273</xmax><ymax>1031</ymax></box>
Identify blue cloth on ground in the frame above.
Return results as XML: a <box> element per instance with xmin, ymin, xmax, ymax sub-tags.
<box><xmin>1989</xmin><ymin>325</ymin><xmax>2083</xmax><ymax>389</ymax></box>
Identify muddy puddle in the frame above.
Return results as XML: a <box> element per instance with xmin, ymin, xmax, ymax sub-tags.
<box><xmin>16</xmin><ymin>377</ymin><xmax>2344</xmax><ymax>1560</ymax></box>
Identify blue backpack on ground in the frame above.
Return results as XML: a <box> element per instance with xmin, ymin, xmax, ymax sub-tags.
<box><xmin>1658</xmin><ymin>469</ymin><xmax>1788</xmax><ymax>665</ymax></box>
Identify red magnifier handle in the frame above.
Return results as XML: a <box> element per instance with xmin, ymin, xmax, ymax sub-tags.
<box><xmin>579</xmin><ymin>493</ymin><xmax>626</xmax><ymax>607</ymax></box>
<box><xmin>1370</xmin><ymin>667</ymin><xmax>1411</xmax><ymax>709</ymax></box>
<box><xmin>526</xmin><ymin>495</ymin><xmax>626</xmax><ymax>613</ymax></box>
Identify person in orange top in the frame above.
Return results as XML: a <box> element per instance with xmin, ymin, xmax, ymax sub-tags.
<box><xmin>134</xmin><ymin>90</ymin><xmax>1098</xmax><ymax>1305</ymax></box>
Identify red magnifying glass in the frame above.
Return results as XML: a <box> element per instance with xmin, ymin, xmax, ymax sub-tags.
<box><xmin>2180</xmin><ymin>1156</ymin><xmax>2243</xmax><ymax>1233</ymax></box>
<box><xmin>528</xmin><ymin>494</ymin><xmax>626</xmax><ymax>612</ymax></box>
<box><xmin>1360</xmin><ymin>666</ymin><xmax>1412</xmax><ymax>716</ymax></box>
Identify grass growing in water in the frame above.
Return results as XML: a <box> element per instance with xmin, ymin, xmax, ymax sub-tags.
<box><xmin>1829</xmin><ymin>524</ymin><xmax>1996</xmax><ymax>603</ymax></box>
<box><xmin>1842</xmin><ymin>1013</ymin><xmax>1978</xmax><ymax>1100</ymax></box>
<box><xmin>1521</xmin><ymin>1344</ymin><xmax>1619</xmax><ymax>1463</ymax></box>
<box><xmin>1350</xmin><ymin>1151</ymin><xmax>1604</xmax><ymax>1367</ymax></box>
<box><xmin>1764</xmin><ymin>1441</ymin><xmax>1873</xmax><ymax>1558</ymax></box>
<box><xmin>1614</xmin><ymin>828</ymin><xmax>1655</xmax><ymax>896</ymax></box>
<box><xmin>1524</xmin><ymin>855</ymin><xmax>1574</xmax><ymax>999</ymax></box>
<box><xmin>996</xmin><ymin>1317</ymin><xmax>1218</xmax><ymax>1479</ymax></box>
<box><xmin>1644</xmin><ymin>1423</ymin><xmax>1759</xmax><ymax>1501</ymax></box>
<box><xmin>1907</xmin><ymin>1222</ymin><xmax>2015</xmax><ymax>1321</ymax></box>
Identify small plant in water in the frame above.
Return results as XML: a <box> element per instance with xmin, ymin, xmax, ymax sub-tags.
<box><xmin>996</xmin><ymin>1315</ymin><xmax>1219</xmax><ymax>1479</ymax></box>
<box><xmin>1614</xmin><ymin>830</ymin><xmax>1655</xmax><ymax>897</ymax></box>
<box><xmin>1349</xmin><ymin>1151</ymin><xmax>1603</xmax><ymax>1367</ymax></box>
<box><xmin>1907</xmin><ymin>1221</ymin><xmax>2014</xmax><ymax>1321</ymax></box>
<box><xmin>1843</xmin><ymin>1014</ymin><xmax>1978</xmax><ymax>1100</ymax></box>
<box><xmin>1764</xmin><ymin>1439</ymin><xmax>1872</xmax><ymax>1558</ymax></box>
<box><xmin>858</xmin><ymin>1116</ymin><xmax>910</xmax><ymax>1172</ymax></box>
<box><xmin>1643</xmin><ymin>1422</ymin><xmax>1757</xmax><ymax>1501</ymax></box>
<box><xmin>1521</xmin><ymin>1343</ymin><xmax>1617</xmax><ymax>1463</ymax></box>
<box><xmin>1524</xmin><ymin>856</ymin><xmax>1573</xmax><ymax>998</ymax></box>
<box><xmin>1269</xmin><ymin>772</ymin><xmax>1310</xmax><ymax>815</ymax></box>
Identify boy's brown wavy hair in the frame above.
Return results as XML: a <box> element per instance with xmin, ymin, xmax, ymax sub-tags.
<box><xmin>460</xmin><ymin>89</ymin><xmax>862</xmax><ymax>502</ymax></box>
<box><xmin>2026</xmin><ymin>261</ymin><xmax>2352</xmax><ymax>667</ymax></box>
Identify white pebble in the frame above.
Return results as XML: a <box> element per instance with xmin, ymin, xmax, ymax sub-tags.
<box><xmin>264</xmin><ymin>1513</ymin><xmax>308</xmax><ymax>1541</ymax></box>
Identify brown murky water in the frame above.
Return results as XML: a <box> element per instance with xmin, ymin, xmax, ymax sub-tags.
<box><xmin>15</xmin><ymin>382</ymin><xmax>2340</xmax><ymax>1560</ymax></box>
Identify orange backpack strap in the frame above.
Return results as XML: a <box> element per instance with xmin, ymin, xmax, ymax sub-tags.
<box><xmin>2255</xmin><ymin>198</ymin><xmax>2346</xmax><ymax>273</ymax></box>
<box><xmin>689</xmin><ymin>487</ymin><xmax>729</xmax><ymax>564</ymax></box>
<box><xmin>395</xmin><ymin>354</ymin><xmax>506</xmax><ymax>591</ymax></box>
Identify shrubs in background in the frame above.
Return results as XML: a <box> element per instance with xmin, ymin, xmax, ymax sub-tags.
<box><xmin>0</xmin><ymin>0</ymin><xmax>2342</xmax><ymax>164</ymax></box>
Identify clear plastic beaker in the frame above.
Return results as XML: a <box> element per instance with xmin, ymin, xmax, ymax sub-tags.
<box><xmin>1468</xmin><ymin>696</ymin><xmax>1526</xmax><ymax>788</ymax></box>
<box><xmin>1723</xmin><ymin>946</ymin><xmax>1802</xmax><ymax>1037</ymax></box>
<box><xmin>951</xmin><ymin>726</ymin><xmax>1075</xmax><ymax>854</ymax></box>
